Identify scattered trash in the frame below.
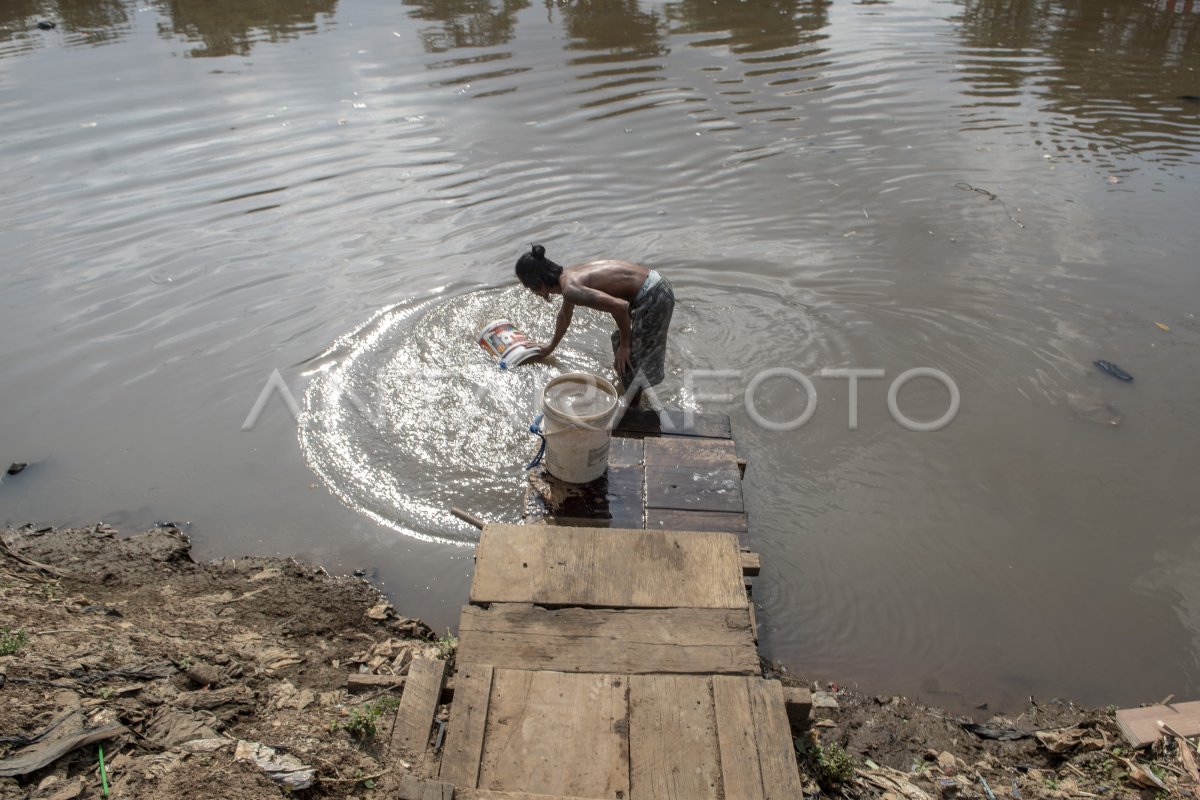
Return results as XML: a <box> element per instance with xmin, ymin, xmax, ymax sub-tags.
<box><xmin>37</xmin><ymin>20</ymin><xmax>56</xmax><ymax>29</ymax></box>
<box><xmin>1156</xmin><ymin>322</ymin><xmax>1170</xmax><ymax>332</ymax></box>
<box><xmin>1093</xmin><ymin>359</ymin><xmax>1133</xmax><ymax>382</ymax></box>
<box><xmin>233</xmin><ymin>740</ymin><xmax>315</xmax><ymax>790</ymax></box>
<box><xmin>179</xmin><ymin>738</ymin><xmax>233</xmax><ymax>754</ymax></box>
<box><xmin>7</xmin><ymin>462</ymin><xmax>27</xmax><ymax>476</ymax></box>
<box><xmin>960</xmin><ymin>722</ymin><xmax>1032</xmax><ymax>741</ymax></box>
<box><xmin>0</xmin><ymin>709</ymin><xmax>126</xmax><ymax>778</ymax></box>
<box><xmin>98</xmin><ymin>744</ymin><xmax>109</xmax><ymax>798</ymax></box>
<box><xmin>1034</xmin><ymin>726</ymin><xmax>1106</xmax><ymax>753</ymax></box>
<box><xmin>1117</xmin><ymin>755</ymin><xmax>1168</xmax><ymax>791</ymax></box>
<box><xmin>812</xmin><ymin>691</ymin><xmax>840</xmax><ymax>709</ymax></box>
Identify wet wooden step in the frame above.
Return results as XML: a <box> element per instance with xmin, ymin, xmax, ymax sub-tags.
<box><xmin>614</xmin><ymin>407</ymin><xmax>732</xmax><ymax>439</ymax></box>
<box><xmin>643</xmin><ymin>436</ymin><xmax>738</xmax><ymax>469</ymax></box>
<box><xmin>471</xmin><ymin>524</ymin><xmax>747</xmax><ymax>609</ymax></box>
<box><xmin>645</xmin><ymin>467</ymin><xmax>744</xmax><ymax>513</ymax></box>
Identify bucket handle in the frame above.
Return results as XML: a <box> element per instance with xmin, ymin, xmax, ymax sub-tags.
<box><xmin>525</xmin><ymin>414</ymin><xmax>546</xmax><ymax>470</ymax></box>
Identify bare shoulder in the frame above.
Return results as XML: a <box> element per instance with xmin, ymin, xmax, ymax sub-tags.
<box><xmin>564</xmin><ymin>259</ymin><xmax>649</xmax><ymax>301</ymax></box>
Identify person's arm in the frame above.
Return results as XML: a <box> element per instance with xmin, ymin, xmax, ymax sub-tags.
<box><xmin>562</xmin><ymin>285</ymin><xmax>633</xmax><ymax>375</ymax></box>
<box><xmin>538</xmin><ymin>300</ymin><xmax>576</xmax><ymax>356</ymax></box>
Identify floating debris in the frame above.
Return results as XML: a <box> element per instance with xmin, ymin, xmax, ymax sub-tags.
<box><xmin>1093</xmin><ymin>360</ymin><xmax>1133</xmax><ymax>382</ymax></box>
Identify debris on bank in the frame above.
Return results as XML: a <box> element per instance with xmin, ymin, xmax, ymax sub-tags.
<box><xmin>0</xmin><ymin>524</ymin><xmax>445</xmax><ymax>799</ymax></box>
<box><xmin>3</xmin><ymin>523</ymin><xmax>1198</xmax><ymax>800</ymax></box>
<box><xmin>770</xmin><ymin>677</ymin><xmax>1200</xmax><ymax>799</ymax></box>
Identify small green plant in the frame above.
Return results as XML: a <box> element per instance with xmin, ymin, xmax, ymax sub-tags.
<box><xmin>811</xmin><ymin>742</ymin><xmax>856</xmax><ymax>788</ymax></box>
<box><xmin>1043</xmin><ymin>776</ymin><xmax>1060</xmax><ymax>790</ymax></box>
<box><xmin>37</xmin><ymin>583</ymin><xmax>63</xmax><ymax>600</ymax></box>
<box><xmin>96</xmin><ymin>686</ymin><xmax>116</xmax><ymax>700</ymax></box>
<box><xmin>0</xmin><ymin>627</ymin><xmax>28</xmax><ymax>655</ymax></box>
<box><xmin>435</xmin><ymin>630</ymin><xmax>458</xmax><ymax>660</ymax></box>
<box><xmin>336</xmin><ymin>696</ymin><xmax>403</xmax><ymax>740</ymax></box>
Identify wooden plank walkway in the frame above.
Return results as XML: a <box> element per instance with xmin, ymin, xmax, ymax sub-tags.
<box><xmin>524</xmin><ymin>409</ymin><xmax>751</xmax><ymax>548</ymax></box>
<box><xmin>414</xmin><ymin>408</ymin><xmax>802</xmax><ymax>800</ymax></box>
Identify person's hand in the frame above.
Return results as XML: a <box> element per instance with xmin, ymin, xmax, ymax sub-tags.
<box><xmin>614</xmin><ymin>345</ymin><xmax>632</xmax><ymax>377</ymax></box>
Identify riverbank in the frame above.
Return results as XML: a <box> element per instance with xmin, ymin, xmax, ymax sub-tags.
<box><xmin>1</xmin><ymin>525</ymin><xmax>1194</xmax><ymax>799</ymax></box>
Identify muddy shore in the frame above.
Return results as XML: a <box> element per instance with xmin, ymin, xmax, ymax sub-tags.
<box><xmin>1</xmin><ymin>525</ymin><xmax>1195</xmax><ymax>799</ymax></box>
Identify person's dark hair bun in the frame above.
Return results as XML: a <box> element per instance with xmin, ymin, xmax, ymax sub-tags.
<box><xmin>531</xmin><ymin>244</ymin><xmax>546</xmax><ymax>259</ymax></box>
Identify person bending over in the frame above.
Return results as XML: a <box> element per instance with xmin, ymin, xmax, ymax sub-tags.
<box><xmin>514</xmin><ymin>244</ymin><xmax>674</xmax><ymax>395</ymax></box>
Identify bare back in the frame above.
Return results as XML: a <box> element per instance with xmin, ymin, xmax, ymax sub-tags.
<box><xmin>560</xmin><ymin>260</ymin><xmax>649</xmax><ymax>303</ymax></box>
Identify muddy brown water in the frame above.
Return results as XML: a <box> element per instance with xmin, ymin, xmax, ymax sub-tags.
<box><xmin>2</xmin><ymin>0</ymin><xmax>1199</xmax><ymax>713</ymax></box>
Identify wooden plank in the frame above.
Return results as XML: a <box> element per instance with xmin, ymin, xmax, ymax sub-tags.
<box><xmin>456</xmin><ymin>604</ymin><xmax>759</xmax><ymax>675</ymax></box>
<box><xmin>608</xmin><ymin>437</ymin><xmax>644</xmax><ymax>467</ymax></box>
<box><xmin>439</xmin><ymin>664</ymin><xmax>494</xmax><ymax>788</ymax></box>
<box><xmin>643</xmin><ymin>436</ymin><xmax>738</xmax><ymax>469</ymax></box>
<box><xmin>457</xmin><ymin>790</ymin><xmax>595</xmax><ymax>800</ymax></box>
<box><xmin>527</xmin><ymin>467</ymin><xmax>643</xmax><ymax>529</ymax></box>
<box><xmin>748</xmin><ymin>679</ymin><xmax>805</xmax><ymax>798</ymax></box>
<box><xmin>629</xmin><ymin>675</ymin><xmax>721</xmax><ymax>800</ymax></box>
<box><xmin>399</xmin><ymin>775</ymin><xmax>455</xmax><ymax>800</ymax></box>
<box><xmin>390</xmin><ymin>657</ymin><xmax>447</xmax><ymax>758</ymax></box>
<box><xmin>645</xmin><ymin>467</ymin><xmax>744</xmax><ymax>513</ymax></box>
<box><xmin>713</xmin><ymin>676</ymin><xmax>764</xmax><ymax>800</ymax></box>
<box><xmin>478</xmin><ymin>669</ymin><xmax>629</xmax><ymax>798</ymax></box>
<box><xmin>1116</xmin><ymin>701</ymin><xmax>1200</xmax><ymax>747</ymax></box>
<box><xmin>783</xmin><ymin>687</ymin><xmax>812</xmax><ymax>730</ymax></box>
<box><xmin>346</xmin><ymin>674</ymin><xmax>405</xmax><ymax>692</ymax></box>
<box><xmin>472</xmin><ymin>525</ymin><xmax>747</xmax><ymax>609</ymax></box>
<box><xmin>740</xmin><ymin>552</ymin><xmax>761</xmax><ymax>576</ymax></box>
<box><xmin>614</xmin><ymin>407</ymin><xmax>732</xmax><ymax>439</ymax></box>
<box><xmin>645</xmin><ymin>509</ymin><xmax>749</xmax><ymax>548</ymax></box>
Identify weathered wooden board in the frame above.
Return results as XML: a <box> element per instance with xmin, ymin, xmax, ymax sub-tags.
<box><xmin>439</xmin><ymin>664</ymin><xmax>494</xmax><ymax>788</ymax></box>
<box><xmin>472</xmin><ymin>525</ymin><xmax>747</xmax><ymax>609</ymax></box>
<box><xmin>615</xmin><ymin>407</ymin><xmax>732</xmax><ymax>439</ymax></box>
<box><xmin>608</xmin><ymin>437</ymin><xmax>644</xmax><ymax>467</ymax></box>
<box><xmin>747</xmin><ymin>679</ymin><xmax>805</xmax><ymax>798</ymax></box>
<box><xmin>645</xmin><ymin>467</ymin><xmax>744</xmax><ymax>513</ymax></box>
<box><xmin>456</xmin><ymin>603</ymin><xmax>759</xmax><ymax>675</ymax></box>
<box><xmin>643</xmin><ymin>436</ymin><xmax>739</xmax><ymax>469</ymax></box>
<box><xmin>629</xmin><ymin>675</ymin><xmax>721</xmax><ymax>799</ymax></box>
<box><xmin>1116</xmin><ymin>700</ymin><xmax>1200</xmax><ymax>747</ymax></box>
<box><xmin>390</xmin><ymin>657</ymin><xmax>446</xmax><ymax>758</ymax></box>
<box><xmin>478</xmin><ymin>669</ymin><xmax>630</xmax><ymax>798</ymax></box>
<box><xmin>784</xmin><ymin>686</ymin><xmax>812</xmax><ymax>729</ymax></box>
<box><xmin>457</xmin><ymin>791</ymin><xmax>595</xmax><ymax>800</ymax></box>
<box><xmin>346</xmin><ymin>674</ymin><xmax>406</xmax><ymax>692</ymax></box>
<box><xmin>740</xmin><ymin>552</ymin><xmax>761</xmax><ymax>576</ymax></box>
<box><xmin>398</xmin><ymin>775</ymin><xmax>454</xmax><ymax>800</ymax></box>
<box><xmin>645</xmin><ymin>509</ymin><xmax>749</xmax><ymax>547</ymax></box>
<box><xmin>526</xmin><ymin>467</ymin><xmax>644</xmax><ymax>529</ymax></box>
<box><xmin>713</xmin><ymin>675</ymin><xmax>764</xmax><ymax>800</ymax></box>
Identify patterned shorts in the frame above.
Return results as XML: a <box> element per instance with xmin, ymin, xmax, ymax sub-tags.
<box><xmin>611</xmin><ymin>271</ymin><xmax>674</xmax><ymax>387</ymax></box>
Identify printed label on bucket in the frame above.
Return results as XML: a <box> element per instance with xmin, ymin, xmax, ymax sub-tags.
<box><xmin>587</xmin><ymin>442</ymin><xmax>610</xmax><ymax>467</ymax></box>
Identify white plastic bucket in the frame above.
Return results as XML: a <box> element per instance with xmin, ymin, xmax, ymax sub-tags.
<box><xmin>539</xmin><ymin>372</ymin><xmax>620</xmax><ymax>483</ymax></box>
